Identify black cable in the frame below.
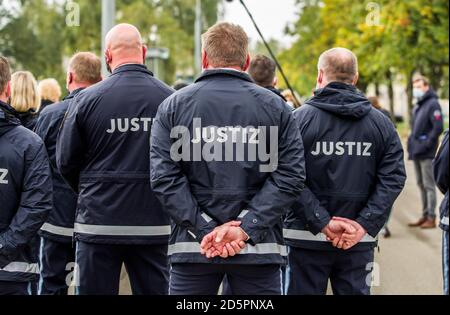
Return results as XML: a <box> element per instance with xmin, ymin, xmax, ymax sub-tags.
<box><xmin>238</xmin><ymin>0</ymin><xmax>301</xmax><ymax>106</ymax></box>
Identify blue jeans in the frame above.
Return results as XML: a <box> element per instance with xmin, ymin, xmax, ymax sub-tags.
<box><xmin>443</xmin><ymin>230</ymin><xmax>449</xmax><ymax>295</ymax></box>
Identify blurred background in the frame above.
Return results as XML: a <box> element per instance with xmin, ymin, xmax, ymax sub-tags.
<box><xmin>0</xmin><ymin>0</ymin><xmax>448</xmax><ymax>131</ymax></box>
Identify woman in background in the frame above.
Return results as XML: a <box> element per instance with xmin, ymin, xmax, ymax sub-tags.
<box><xmin>38</xmin><ymin>78</ymin><xmax>61</xmax><ymax>112</ymax></box>
<box><xmin>10</xmin><ymin>71</ymin><xmax>41</xmax><ymax>130</ymax></box>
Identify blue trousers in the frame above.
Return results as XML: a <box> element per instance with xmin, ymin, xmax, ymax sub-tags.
<box><xmin>443</xmin><ymin>230</ymin><xmax>449</xmax><ymax>295</ymax></box>
<box><xmin>286</xmin><ymin>247</ymin><xmax>374</xmax><ymax>295</ymax></box>
<box><xmin>170</xmin><ymin>263</ymin><xmax>282</xmax><ymax>295</ymax></box>
<box><xmin>0</xmin><ymin>281</ymin><xmax>32</xmax><ymax>295</ymax></box>
<box><xmin>38</xmin><ymin>237</ymin><xmax>75</xmax><ymax>295</ymax></box>
<box><xmin>75</xmin><ymin>242</ymin><xmax>169</xmax><ymax>295</ymax></box>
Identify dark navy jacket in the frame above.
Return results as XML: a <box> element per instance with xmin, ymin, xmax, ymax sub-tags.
<box><xmin>34</xmin><ymin>89</ymin><xmax>83</xmax><ymax>243</ymax></box>
<box><xmin>56</xmin><ymin>64</ymin><xmax>174</xmax><ymax>245</ymax></box>
<box><xmin>150</xmin><ymin>69</ymin><xmax>306</xmax><ymax>265</ymax></box>
<box><xmin>434</xmin><ymin>130</ymin><xmax>449</xmax><ymax>232</ymax></box>
<box><xmin>0</xmin><ymin>101</ymin><xmax>52</xmax><ymax>282</ymax></box>
<box><xmin>13</xmin><ymin>110</ymin><xmax>38</xmax><ymax>131</ymax></box>
<box><xmin>284</xmin><ymin>82</ymin><xmax>406</xmax><ymax>251</ymax></box>
<box><xmin>408</xmin><ymin>89</ymin><xmax>444</xmax><ymax>160</ymax></box>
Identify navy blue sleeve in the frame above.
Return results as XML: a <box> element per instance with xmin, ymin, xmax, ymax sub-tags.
<box><xmin>357</xmin><ymin>127</ymin><xmax>407</xmax><ymax>237</ymax></box>
<box><xmin>56</xmin><ymin>98</ymin><xmax>86</xmax><ymax>193</ymax></box>
<box><xmin>426</xmin><ymin>102</ymin><xmax>444</xmax><ymax>149</ymax></box>
<box><xmin>291</xmin><ymin>107</ymin><xmax>331</xmax><ymax>235</ymax></box>
<box><xmin>433</xmin><ymin>131</ymin><xmax>449</xmax><ymax>194</ymax></box>
<box><xmin>240</xmin><ymin>107</ymin><xmax>306</xmax><ymax>244</ymax></box>
<box><xmin>150</xmin><ymin>101</ymin><xmax>219</xmax><ymax>242</ymax></box>
<box><xmin>0</xmin><ymin>141</ymin><xmax>52</xmax><ymax>262</ymax></box>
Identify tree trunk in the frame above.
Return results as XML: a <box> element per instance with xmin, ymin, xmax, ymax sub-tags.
<box><xmin>387</xmin><ymin>70</ymin><xmax>395</xmax><ymax>125</ymax></box>
<box><xmin>406</xmin><ymin>69</ymin><xmax>415</xmax><ymax>128</ymax></box>
<box><xmin>375</xmin><ymin>82</ymin><xmax>380</xmax><ymax>97</ymax></box>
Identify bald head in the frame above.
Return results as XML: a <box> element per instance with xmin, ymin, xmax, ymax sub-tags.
<box><xmin>104</xmin><ymin>24</ymin><xmax>147</xmax><ymax>72</ymax></box>
<box><xmin>317</xmin><ymin>47</ymin><xmax>359</xmax><ymax>87</ymax></box>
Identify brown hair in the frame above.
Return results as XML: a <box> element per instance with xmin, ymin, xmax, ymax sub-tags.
<box><xmin>69</xmin><ymin>52</ymin><xmax>102</xmax><ymax>84</ymax></box>
<box><xmin>413</xmin><ymin>75</ymin><xmax>430</xmax><ymax>87</ymax></box>
<box><xmin>249</xmin><ymin>54</ymin><xmax>276</xmax><ymax>87</ymax></box>
<box><xmin>202</xmin><ymin>22</ymin><xmax>249</xmax><ymax>69</ymax></box>
<box><xmin>368</xmin><ymin>96</ymin><xmax>381</xmax><ymax>110</ymax></box>
<box><xmin>0</xmin><ymin>56</ymin><xmax>11</xmax><ymax>95</ymax></box>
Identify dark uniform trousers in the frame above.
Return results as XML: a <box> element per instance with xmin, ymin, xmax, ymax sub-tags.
<box><xmin>75</xmin><ymin>242</ymin><xmax>169</xmax><ymax>295</ymax></box>
<box><xmin>286</xmin><ymin>247</ymin><xmax>374</xmax><ymax>295</ymax></box>
<box><xmin>0</xmin><ymin>281</ymin><xmax>31</xmax><ymax>295</ymax></box>
<box><xmin>169</xmin><ymin>263</ymin><xmax>282</xmax><ymax>295</ymax></box>
<box><xmin>38</xmin><ymin>237</ymin><xmax>75</xmax><ymax>295</ymax></box>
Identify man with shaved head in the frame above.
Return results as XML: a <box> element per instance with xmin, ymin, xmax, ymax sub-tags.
<box><xmin>284</xmin><ymin>47</ymin><xmax>406</xmax><ymax>295</ymax></box>
<box><xmin>56</xmin><ymin>24</ymin><xmax>174</xmax><ymax>295</ymax></box>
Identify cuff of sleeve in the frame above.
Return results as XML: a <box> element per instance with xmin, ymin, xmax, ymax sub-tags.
<box><xmin>194</xmin><ymin>213</ymin><xmax>219</xmax><ymax>242</ymax></box>
<box><xmin>239</xmin><ymin>211</ymin><xmax>267</xmax><ymax>245</ymax></box>
<box><xmin>309</xmin><ymin>211</ymin><xmax>332</xmax><ymax>235</ymax></box>
<box><xmin>356</xmin><ymin>216</ymin><xmax>379</xmax><ymax>238</ymax></box>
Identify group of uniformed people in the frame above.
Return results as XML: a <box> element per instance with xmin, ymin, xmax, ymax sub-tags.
<box><xmin>0</xmin><ymin>21</ymin><xmax>447</xmax><ymax>296</ymax></box>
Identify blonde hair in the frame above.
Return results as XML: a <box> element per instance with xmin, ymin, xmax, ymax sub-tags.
<box><xmin>202</xmin><ymin>22</ymin><xmax>249</xmax><ymax>69</ymax></box>
<box><xmin>11</xmin><ymin>71</ymin><xmax>41</xmax><ymax>113</ymax></box>
<box><xmin>38</xmin><ymin>78</ymin><xmax>62</xmax><ymax>103</ymax></box>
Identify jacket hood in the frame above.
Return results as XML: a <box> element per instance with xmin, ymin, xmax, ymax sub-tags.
<box><xmin>0</xmin><ymin>101</ymin><xmax>20</xmax><ymax>136</ymax></box>
<box><xmin>307</xmin><ymin>82</ymin><xmax>372</xmax><ymax>119</ymax></box>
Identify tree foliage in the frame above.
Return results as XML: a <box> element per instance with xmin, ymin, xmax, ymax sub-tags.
<box><xmin>0</xmin><ymin>0</ymin><xmax>218</xmax><ymax>86</ymax></box>
<box><xmin>279</xmin><ymin>0</ymin><xmax>449</xmax><ymax>112</ymax></box>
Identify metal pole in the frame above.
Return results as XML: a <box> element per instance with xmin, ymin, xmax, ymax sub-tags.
<box><xmin>194</xmin><ymin>0</ymin><xmax>202</xmax><ymax>75</ymax></box>
<box><xmin>101</xmin><ymin>0</ymin><xmax>116</xmax><ymax>77</ymax></box>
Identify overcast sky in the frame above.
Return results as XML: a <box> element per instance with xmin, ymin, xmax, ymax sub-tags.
<box><xmin>221</xmin><ymin>0</ymin><xmax>298</xmax><ymax>47</ymax></box>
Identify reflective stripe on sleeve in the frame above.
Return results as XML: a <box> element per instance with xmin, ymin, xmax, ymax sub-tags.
<box><xmin>0</xmin><ymin>262</ymin><xmax>40</xmax><ymax>274</ymax></box>
<box><xmin>40</xmin><ymin>223</ymin><xmax>74</xmax><ymax>237</ymax></box>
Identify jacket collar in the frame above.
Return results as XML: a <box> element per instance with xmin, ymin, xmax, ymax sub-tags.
<box><xmin>0</xmin><ymin>100</ymin><xmax>20</xmax><ymax>124</ymax></box>
<box><xmin>64</xmin><ymin>87</ymin><xmax>85</xmax><ymax>101</ymax></box>
<box><xmin>195</xmin><ymin>69</ymin><xmax>254</xmax><ymax>84</ymax></box>
<box><xmin>111</xmin><ymin>63</ymin><xmax>154</xmax><ymax>76</ymax></box>
<box><xmin>418</xmin><ymin>88</ymin><xmax>438</xmax><ymax>106</ymax></box>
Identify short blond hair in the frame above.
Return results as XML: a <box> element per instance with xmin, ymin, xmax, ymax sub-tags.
<box><xmin>10</xmin><ymin>71</ymin><xmax>41</xmax><ymax>113</ymax></box>
<box><xmin>69</xmin><ymin>52</ymin><xmax>102</xmax><ymax>84</ymax></box>
<box><xmin>38</xmin><ymin>78</ymin><xmax>62</xmax><ymax>103</ymax></box>
<box><xmin>202</xmin><ymin>22</ymin><xmax>249</xmax><ymax>69</ymax></box>
<box><xmin>318</xmin><ymin>47</ymin><xmax>358</xmax><ymax>84</ymax></box>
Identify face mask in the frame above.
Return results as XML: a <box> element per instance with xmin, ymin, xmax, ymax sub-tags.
<box><xmin>413</xmin><ymin>88</ymin><xmax>425</xmax><ymax>99</ymax></box>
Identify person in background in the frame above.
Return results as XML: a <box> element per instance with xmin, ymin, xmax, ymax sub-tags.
<box><xmin>408</xmin><ymin>75</ymin><xmax>444</xmax><ymax>229</ymax></box>
<box><xmin>173</xmin><ymin>81</ymin><xmax>189</xmax><ymax>91</ymax></box>
<box><xmin>368</xmin><ymin>96</ymin><xmax>395</xmax><ymax>238</ymax></box>
<box><xmin>248</xmin><ymin>54</ymin><xmax>287</xmax><ymax>101</ymax></box>
<box><xmin>368</xmin><ymin>96</ymin><xmax>393</xmax><ymax>122</ymax></box>
<box><xmin>10</xmin><ymin>71</ymin><xmax>41</xmax><ymax>130</ymax></box>
<box><xmin>34</xmin><ymin>52</ymin><xmax>102</xmax><ymax>295</ymax></box>
<box><xmin>0</xmin><ymin>56</ymin><xmax>53</xmax><ymax>295</ymax></box>
<box><xmin>282</xmin><ymin>89</ymin><xmax>301</xmax><ymax>109</ymax></box>
<box><xmin>38</xmin><ymin>79</ymin><xmax>62</xmax><ymax>113</ymax></box>
<box><xmin>433</xmin><ymin>130</ymin><xmax>449</xmax><ymax>295</ymax></box>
